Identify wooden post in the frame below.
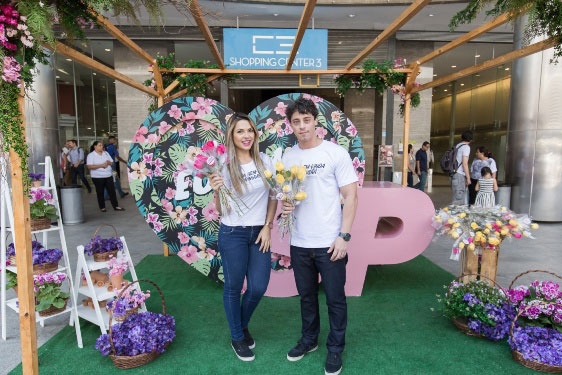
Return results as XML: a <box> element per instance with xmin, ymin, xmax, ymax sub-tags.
<box><xmin>401</xmin><ymin>92</ymin><xmax>411</xmax><ymax>186</ymax></box>
<box><xmin>12</xmin><ymin>85</ymin><xmax>39</xmax><ymax>374</ymax></box>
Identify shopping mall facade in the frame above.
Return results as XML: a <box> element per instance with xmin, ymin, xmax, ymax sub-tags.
<box><xmin>22</xmin><ymin>1</ymin><xmax>562</xmax><ymax>221</ymax></box>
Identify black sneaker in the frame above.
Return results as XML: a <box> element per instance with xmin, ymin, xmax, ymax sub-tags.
<box><xmin>286</xmin><ymin>340</ymin><xmax>318</xmax><ymax>361</ymax></box>
<box><xmin>325</xmin><ymin>352</ymin><xmax>342</xmax><ymax>375</ymax></box>
<box><xmin>243</xmin><ymin>328</ymin><xmax>255</xmax><ymax>349</ymax></box>
<box><xmin>231</xmin><ymin>339</ymin><xmax>254</xmax><ymax>362</ymax></box>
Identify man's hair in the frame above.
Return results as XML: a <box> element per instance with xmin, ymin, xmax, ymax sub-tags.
<box><xmin>286</xmin><ymin>97</ymin><xmax>318</xmax><ymax>121</ymax></box>
<box><xmin>108</xmin><ymin>136</ymin><xmax>116</xmax><ymax>141</ymax></box>
<box><xmin>461</xmin><ymin>130</ymin><xmax>473</xmax><ymax>142</ymax></box>
<box><xmin>422</xmin><ymin>141</ymin><xmax>430</xmax><ymax>147</ymax></box>
<box><xmin>68</xmin><ymin>139</ymin><xmax>77</xmax><ymax>146</ymax></box>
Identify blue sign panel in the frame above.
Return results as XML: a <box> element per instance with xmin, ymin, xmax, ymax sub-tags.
<box><xmin>223</xmin><ymin>28</ymin><xmax>328</xmax><ymax>70</ymax></box>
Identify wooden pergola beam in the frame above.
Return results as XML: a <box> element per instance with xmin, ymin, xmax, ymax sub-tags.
<box><xmin>286</xmin><ymin>0</ymin><xmax>317</xmax><ymax>71</ymax></box>
<box><xmin>412</xmin><ymin>37</ymin><xmax>558</xmax><ymax>93</ymax></box>
<box><xmin>188</xmin><ymin>0</ymin><xmax>225</xmax><ymax>69</ymax></box>
<box><xmin>150</xmin><ymin>68</ymin><xmax>411</xmax><ymax>75</ymax></box>
<box><xmin>344</xmin><ymin>0</ymin><xmax>431</xmax><ymax>70</ymax></box>
<box><xmin>165</xmin><ymin>74</ymin><xmax>225</xmax><ymax>102</ymax></box>
<box><xmin>416</xmin><ymin>12</ymin><xmax>513</xmax><ymax>66</ymax></box>
<box><xmin>47</xmin><ymin>42</ymin><xmax>158</xmax><ymax>97</ymax></box>
<box><xmin>94</xmin><ymin>12</ymin><xmax>155</xmax><ymax>65</ymax></box>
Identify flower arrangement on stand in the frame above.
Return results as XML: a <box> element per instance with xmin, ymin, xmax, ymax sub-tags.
<box><xmin>34</xmin><ymin>272</ymin><xmax>69</xmax><ymax>316</ymax></box>
<box><xmin>507</xmin><ymin>272</ymin><xmax>562</xmax><ymax>370</ymax></box>
<box><xmin>106</xmin><ymin>286</ymin><xmax>150</xmax><ymax>322</ymax></box>
<box><xmin>107</xmin><ymin>255</ymin><xmax>129</xmax><ymax>290</ymax></box>
<box><xmin>264</xmin><ymin>161</ymin><xmax>307</xmax><ymax>238</ymax></box>
<box><xmin>28</xmin><ymin>188</ymin><xmax>58</xmax><ymax>230</ymax></box>
<box><xmin>438</xmin><ymin>277</ymin><xmax>515</xmax><ymax>340</ymax></box>
<box><xmin>28</xmin><ymin>173</ymin><xmax>45</xmax><ymax>187</ymax></box>
<box><xmin>432</xmin><ymin>205</ymin><xmax>539</xmax><ymax>282</ymax></box>
<box><xmin>7</xmin><ymin>240</ymin><xmax>62</xmax><ymax>273</ymax></box>
<box><xmin>85</xmin><ymin>235</ymin><xmax>123</xmax><ymax>262</ymax></box>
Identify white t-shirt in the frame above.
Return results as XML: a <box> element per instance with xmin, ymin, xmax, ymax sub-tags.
<box><xmin>221</xmin><ymin>153</ymin><xmax>273</xmax><ymax>226</ymax></box>
<box><xmin>86</xmin><ymin>151</ymin><xmax>113</xmax><ymax>178</ymax></box>
<box><xmin>282</xmin><ymin>141</ymin><xmax>358</xmax><ymax>248</ymax></box>
<box><xmin>455</xmin><ymin>143</ymin><xmax>471</xmax><ymax>176</ymax></box>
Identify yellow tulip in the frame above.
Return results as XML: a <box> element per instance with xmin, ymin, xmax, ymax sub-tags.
<box><xmin>295</xmin><ymin>191</ymin><xmax>307</xmax><ymax>201</ymax></box>
<box><xmin>453</xmin><ymin>223</ymin><xmax>460</xmax><ymax>228</ymax></box>
<box><xmin>459</xmin><ymin>212</ymin><xmax>466</xmax><ymax>218</ymax></box>
<box><xmin>488</xmin><ymin>237</ymin><xmax>500</xmax><ymax>246</ymax></box>
<box><xmin>509</xmin><ymin>219</ymin><xmax>517</xmax><ymax>226</ymax></box>
<box><xmin>290</xmin><ymin>165</ymin><xmax>298</xmax><ymax>176</ymax></box>
<box><xmin>282</xmin><ymin>184</ymin><xmax>291</xmax><ymax>193</ymax></box>
<box><xmin>443</xmin><ymin>207</ymin><xmax>449</xmax><ymax>212</ymax></box>
<box><xmin>485</xmin><ymin>223</ymin><xmax>492</xmax><ymax>229</ymax></box>
<box><xmin>447</xmin><ymin>218</ymin><xmax>455</xmax><ymax>225</ymax></box>
<box><xmin>495</xmin><ymin>220</ymin><xmax>503</xmax><ymax>226</ymax></box>
<box><xmin>467</xmin><ymin>243</ymin><xmax>475</xmax><ymax>251</ymax></box>
<box><xmin>264</xmin><ymin>169</ymin><xmax>273</xmax><ymax>178</ymax></box>
<box><xmin>297</xmin><ymin>166</ymin><xmax>307</xmax><ymax>181</ymax></box>
<box><xmin>470</xmin><ymin>222</ymin><xmax>479</xmax><ymax>230</ymax></box>
<box><xmin>275</xmin><ymin>161</ymin><xmax>285</xmax><ymax>172</ymax></box>
<box><xmin>531</xmin><ymin>223</ymin><xmax>539</xmax><ymax>230</ymax></box>
<box><xmin>451</xmin><ymin>231</ymin><xmax>460</xmax><ymax>239</ymax></box>
<box><xmin>483</xmin><ymin>228</ymin><xmax>490</xmax><ymax>235</ymax></box>
<box><xmin>458</xmin><ymin>242</ymin><xmax>465</xmax><ymax>249</ymax></box>
<box><xmin>276</xmin><ymin>173</ymin><xmax>285</xmax><ymax>184</ymax></box>
<box><xmin>500</xmin><ymin>227</ymin><xmax>509</xmax><ymax>236</ymax></box>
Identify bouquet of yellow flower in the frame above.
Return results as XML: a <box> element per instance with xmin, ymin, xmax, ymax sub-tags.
<box><xmin>432</xmin><ymin>205</ymin><xmax>539</xmax><ymax>261</ymax></box>
<box><xmin>264</xmin><ymin>161</ymin><xmax>307</xmax><ymax>238</ymax></box>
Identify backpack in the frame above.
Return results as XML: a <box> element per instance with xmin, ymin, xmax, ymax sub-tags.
<box><xmin>440</xmin><ymin>144</ymin><xmax>466</xmax><ymax>176</ymax></box>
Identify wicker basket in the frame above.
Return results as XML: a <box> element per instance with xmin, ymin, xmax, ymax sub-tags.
<box><xmin>8</xmin><ymin>255</ymin><xmax>16</xmax><ymax>266</ymax></box>
<box><xmin>38</xmin><ymin>298</ymin><xmax>68</xmax><ymax>317</ymax></box>
<box><xmin>108</xmin><ymin>279</ymin><xmax>168</xmax><ymax>369</ymax></box>
<box><xmin>90</xmin><ymin>224</ymin><xmax>121</xmax><ymax>262</ymax></box>
<box><xmin>509</xmin><ymin>300</ymin><xmax>562</xmax><ymax>373</ymax></box>
<box><xmin>33</xmin><ymin>262</ymin><xmax>58</xmax><ymax>275</ymax></box>
<box><xmin>30</xmin><ymin>217</ymin><xmax>51</xmax><ymax>231</ymax></box>
<box><xmin>111</xmin><ymin>307</ymin><xmax>139</xmax><ymax>322</ymax></box>
<box><xmin>448</xmin><ymin>274</ymin><xmax>507</xmax><ymax>337</ymax></box>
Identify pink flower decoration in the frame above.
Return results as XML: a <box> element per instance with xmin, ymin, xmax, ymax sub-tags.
<box><xmin>165</xmin><ymin>187</ymin><xmax>176</xmax><ymax>199</ymax></box>
<box><xmin>202</xmin><ymin>201</ymin><xmax>220</xmax><ymax>222</ymax></box>
<box><xmin>167</xmin><ymin>105</ymin><xmax>182</xmax><ymax>119</ymax></box>
<box><xmin>216</xmin><ymin>144</ymin><xmax>226</xmax><ymax>155</ymax></box>
<box><xmin>133</xmin><ymin>127</ymin><xmax>148</xmax><ymax>142</ymax></box>
<box><xmin>315</xmin><ymin>127</ymin><xmax>327</xmax><ymax>139</ymax></box>
<box><xmin>191</xmin><ymin>97</ymin><xmax>214</xmax><ymax>117</ymax></box>
<box><xmin>158</xmin><ymin>121</ymin><xmax>172</xmax><ymax>135</ymax></box>
<box><xmin>346</xmin><ymin>123</ymin><xmax>358</xmax><ymax>137</ymax></box>
<box><xmin>274</xmin><ymin>102</ymin><xmax>287</xmax><ymax>116</ymax></box>
<box><xmin>178</xmin><ymin>245</ymin><xmax>199</xmax><ymax>264</ymax></box>
<box><xmin>178</xmin><ymin>232</ymin><xmax>190</xmax><ymax>244</ymax></box>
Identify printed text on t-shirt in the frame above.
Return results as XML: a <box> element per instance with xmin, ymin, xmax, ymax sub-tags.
<box><xmin>304</xmin><ymin>163</ymin><xmax>326</xmax><ymax>175</ymax></box>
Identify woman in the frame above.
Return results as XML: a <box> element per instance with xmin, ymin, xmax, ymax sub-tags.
<box><xmin>86</xmin><ymin>141</ymin><xmax>125</xmax><ymax>212</ymax></box>
<box><xmin>469</xmin><ymin>146</ymin><xmax>497</xmax><ymax>205</ymax></box>
<box><xmin>407</xmin><ymin>144</ymin><xmax>415</xmax><ymax>187</ymax></box>
<box><xmin>209</xmin><ymin>113</ymin><xmax>277</xmax><ymax>362</ymax></box>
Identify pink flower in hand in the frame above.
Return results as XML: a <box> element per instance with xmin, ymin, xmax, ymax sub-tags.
<box><xmin>216</xmin><ymin>144</ymin><xmax>226</xmax><ymax>155</ymax></box>
<box><xmin>201</xmin><ymin>140</ymin><xmax>216</xmax><ymax>153</ymax></box>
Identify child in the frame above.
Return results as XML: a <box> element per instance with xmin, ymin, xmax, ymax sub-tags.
<box><xmin>474</xmin><ymin>166</ymin><xmax>498</xmax><ymax>207</ymax></box>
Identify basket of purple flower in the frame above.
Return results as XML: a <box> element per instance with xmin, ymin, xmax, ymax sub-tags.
<box><xmin>441</xmin><ymin>274</ymin><xmax>515</xmax><ymax>341</ymax></box>
<box><xmin>85</xmin><ymin>224</ymin><xmax>124</xmax><ymax>262</ymax></box>
<box><xmin>95</xmin><ymin>279</ymin><xmax>175</xmax><ymax>369</ymax></box>
<box><xmin>7</xmin><ymin>241</ymin><xmax>63</xmax><ymax>274</ymax></box>
<box><xmin>507</xmin><ymin>270</ymin><xmax>562</xmax><ymax>373</ymax></box>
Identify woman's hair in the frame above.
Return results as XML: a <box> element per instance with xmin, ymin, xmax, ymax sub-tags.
<box><xmin>225</xmin><ymin>112</ymin><xmax>268</xmax><ymax>195</ymax></box>
<box><xmin>480</xmin><ymin>166</ymin><xmax>492</xmax><ymax>177</ymax></box>
<box><xmin>90</xmin><ymin>140</ymin><xmax>102</xmax><ymax>153</ymax></box>
<box><xmin>476</xmin><ymin>146</ymin><xmax>493</xmax><ymax>159</ymax></box>
<box><xmin>408</xmin><ymin>144</ymin><xmax>413</xmax><ymax>153</ymax></box>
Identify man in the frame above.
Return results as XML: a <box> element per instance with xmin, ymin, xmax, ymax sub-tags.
<box><xmin>66</xmin><ymin>139</ymin><xmax>92</xmax><ymax>193</ymax></box>
<box><xmin>282</xmin><ymin>97</ymin><xmax>358</xmax><ymax>375</ymax></box>
<box><xmin>451</xmin><ymin>130</ymin><xmax>473</xmax><ymax>205</ymax></box>
<box><xmin>104</xmin><ymin>136</ymin><xmax>129</xmax><ymax>198</ymax></box>
<box><xmin>414</xmin><ymin>141</ymin><xmax>430</xmax><ymax>192</ymax></box>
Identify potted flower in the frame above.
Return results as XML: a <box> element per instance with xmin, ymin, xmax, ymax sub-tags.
<box><xmin>29</xmin><ymin>188</ymin><xmax>58</xmax><ymax>230</ymax></box>
<box><xmin>28</xmin><ymin>173</ymin><xmax>45</xmax><ymax>187</ymax></box>
<box><xmin>84</xmin><ymin>235</ymin><xmax>123</xmax><ymax>262</ymax></box>
<box><xmin>432</xmin><ymin>205</ymin><xmax>539</xmax><ymax>282</ymax></box>
<box><xmin>507</xmin><ymin>277</ymin><xmax>562</xmax><ymax>370</ymax></box>
<box><xmin>439</xmin><ymin>278</ymin><xmax>515</xmax><ymax>340</ymax></box>
<box><xmin>95</xmin><ymin>311</ymin><xmax>175</xmax><ymax>368</ymax></box>
<box><xmin>34</xmin><ymin>272</ymin><xmax>70</xmax><ymax>317</ymax></box>
<box><xmin>107</xmin><ymin>255</ymin><xmax>129</xmax><ymax>290</ymax></box>
<box><xmin>8</xmin><ymin>241</ymin><xmax>62</xmax><ymax>273</ymax></box>
<box><xmin>6</xmin><ymin>269</ymin><xmax>18</xmax><ymax>295</ymax></box>
<box><xmin>106</xmin><ymin>286</ymin><xmax>150</xmax><ymax>322</ymax></box>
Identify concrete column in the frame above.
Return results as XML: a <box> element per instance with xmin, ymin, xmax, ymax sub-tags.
<box><xmin>25</xmin><ymin>52</ymin><xmax>60</xmax><ymax>174</ymax></box>
<box><xmin>507</xmin><ymin>16</ymin><xmax>562</xmax><ymax>221</ymax></box>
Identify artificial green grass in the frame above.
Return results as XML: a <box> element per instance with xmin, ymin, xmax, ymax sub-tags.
<box><xmin>10</xmin><ymin>255</ymin><xmax>536</xmax><ymax>374</ymax></box>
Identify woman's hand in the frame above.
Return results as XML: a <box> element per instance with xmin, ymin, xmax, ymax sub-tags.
<box><xmin>255</xmin><ymin>226</ymin><xmax>271</xmax><ymax>252</ymax></box>
<box><xmin>209</xmin><ymin>173</ymin><xmax>224</xmax><ymax>191</ymax></box>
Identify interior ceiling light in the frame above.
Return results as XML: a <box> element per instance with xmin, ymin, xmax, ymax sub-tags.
<box><xmin>429</xmin><ymin>14</ymin><xmax>434</xmax><ymax>17</ymax></box>
<box><xmin>105</xmin><ymin>48</ymin><xmax>111</xmax><ymax>52</ymax></box>
<box><xmin>65</xmin><ymin>58</ymin><xmax>72</xmax><ymax>62</ymax></box>
<box><xmin>273</xmin><ymin>13</ymin><xmax>279</xmax><ymax>17</ymax></box>
<box><xmin>475</xmin><ymin>74</ymin><xmax>480</xmax><ymax>77</ymax></box>
<box><xmin>505</xmin><ymin>67</ymin><xmax>510</xmax><ymax>71</ymax></box>
<box><xmin>92</xmin><ymin>72</ymin><xmax>96</xmax><ymax>75</ymax></box>
<box><xmin>348</xmin><ymin>14</ymin><xmax>355</xmax><ymax>18</ymax></box>
<box><xmin>460</xmin><ymin>83</ymin><xmax>465</xmax><ymax>86</ymax></box>
<box><xmin>433</xmin><ymin>74</ymin><xmax>437</xmax><ymax>76</ymax></box>
<box><xmin>451</xmin><ymin>65</ymin><xmax>457</xmax><ymax>68</ymax></box>
<box><xmin>444</xmin><ymin>89</ymin><xmax>448</xmax><ymax>92</ymax></box>
<box><xmin>475</xmin><ymin>54</ymin><xmax>480</xmax><ymax>58</ymax></box>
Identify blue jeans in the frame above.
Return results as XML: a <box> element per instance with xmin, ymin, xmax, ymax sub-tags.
<box><xmin>415</xmin><ymin>171</ymin><xmax>427</xmax><ymax>192</ymax></box>
<box><xmin>290</xmin><ymin>245</ymin><xmax>347</xmax><ymax>353</ymax></box>
<box><xmin>218</xmin><ymin>224</ymin><xmax>271</xmax><ymax>341</ymax></box>
<box><xmin>407</xmin><ymin>172</ymin><xmax>414</xmax><ymax>187</ymax></box>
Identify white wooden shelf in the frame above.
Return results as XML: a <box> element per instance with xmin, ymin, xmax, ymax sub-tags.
<box><xmin>1</xmin><ymin>156</ymin><xmax>83</xmax><ymax>348</ymax></box>
<box><xmin>77</xmin><ymin>284</ymin><xmax>115</xmax><ymax>301</ymax></box>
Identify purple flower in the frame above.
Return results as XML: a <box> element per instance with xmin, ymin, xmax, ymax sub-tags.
<box><xmin>84</xmin><ymin>236</ymin><xmax>123</xmax><ymax>256</ymax></box>
<box><xmin>95</xmin><ymin>312</ymin><xmax>175</xmax><ymax>356</ymax></box>
<box><xmin>509</xmin><ymin>325</ymin><xmax>562</xmax><ymax>366</ymax></box>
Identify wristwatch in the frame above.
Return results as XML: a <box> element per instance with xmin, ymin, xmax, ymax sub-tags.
<box><xmin>339</xmin><ymin>232</ymin><xmax>351</xmax><ymax>241</ymax></box>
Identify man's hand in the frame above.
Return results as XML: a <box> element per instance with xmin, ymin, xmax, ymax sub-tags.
<box><xmin>281</xmin><ymin>201</ymin><xmax>295</xmax><ymax>218</ymax></box>
<box><xmin>328</xmin><ymin>236</ymin><xmax>348</xmax><ymax>261</ymax></box>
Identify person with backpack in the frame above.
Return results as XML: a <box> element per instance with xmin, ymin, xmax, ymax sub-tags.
<box><xmin>66</xmin><ymin>139</ymin><xmax>92</xmax><ymax>193</ymax></box>
<box><xmin>450</xmin><ymin>131</ymin><xmax>473</xmax><ymax>205</ymax></box>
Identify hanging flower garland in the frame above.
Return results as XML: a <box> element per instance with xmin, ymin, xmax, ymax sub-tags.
<box><xmin>333</xmin><ymin>58</ymin><xmax>421</xmax><ymax>117</ymax></box>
